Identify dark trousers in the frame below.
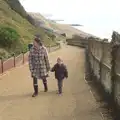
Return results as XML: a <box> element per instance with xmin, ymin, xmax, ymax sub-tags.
<box><xmin>57</xmin><ymin>79</ymin><xmax>63</xmax><ymax>93</ymax></box>
<box><xmin>33</xmin><ymin>77</ymin><xmax>48</xmax><ymax>93</ymax></box>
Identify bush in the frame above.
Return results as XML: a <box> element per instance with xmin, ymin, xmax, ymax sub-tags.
<box><xmin>0</xmin><ymin>26</ymin><xmax>20</xmax><ymax>48</ymax></box>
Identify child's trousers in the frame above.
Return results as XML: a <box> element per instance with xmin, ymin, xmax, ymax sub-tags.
<box><xmin>57</xmin><ymin>79</ymin><xmax>63</xmax><ymax>94</ymax></box>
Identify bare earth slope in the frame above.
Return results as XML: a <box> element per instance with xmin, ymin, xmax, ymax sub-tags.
<box><xmin>29</xmin><ymin>12</ymin><xmax>91</xmax><ymax>38</ymax></box>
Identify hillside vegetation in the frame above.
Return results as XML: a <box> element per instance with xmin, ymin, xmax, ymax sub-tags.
<box><xmin>0</xmin><ymin>0</ymin><xmax>59</xmax><ymax>59</ymax></box>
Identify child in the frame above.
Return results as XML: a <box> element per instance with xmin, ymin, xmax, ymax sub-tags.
<box><xmin>51</xmin><ymin>57</ymin><xmax>68</xmax><ymax>95</ymax></box>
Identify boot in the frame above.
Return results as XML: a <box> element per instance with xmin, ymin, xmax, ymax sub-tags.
<box><xmin>32</xmin><ymin>86</ymin><xmax>38</xmax><ymax>97</ymax></box>
<box><xmin>58</xmin><ymin>87</ymin><xmax>62</xmax><ymax>94</ymax></box>
<box><xmin>43</xmin><ymin>83</ymin><xmax>48</xmax><ymax>92</ymax></box>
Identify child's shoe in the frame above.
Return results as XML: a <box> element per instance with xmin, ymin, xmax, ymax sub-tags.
<box><xmin>56</xmin><ymin>91</ymin><xmax>62</xmax><ymax>95</ymax></box>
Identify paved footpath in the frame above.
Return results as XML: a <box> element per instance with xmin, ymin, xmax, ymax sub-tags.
<box><xmin>0</xmin><ymin>46</ymin><xmax>103</xmax><ymax>120</ymax></box>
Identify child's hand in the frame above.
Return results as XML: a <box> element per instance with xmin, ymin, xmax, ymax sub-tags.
<box><xmin>46</xmin><ymin>74</ymin><xmax>49</xmax><ymax>77</ymax></box>
<box><xmin>50</xmin><ymin>65</ymin><xmax>55</xmax><ymax>72</ymax></box>
<box><xmin>50</xmin><ymin>68</ymin><xmax>53</xmax><ymax>72</ymax></box>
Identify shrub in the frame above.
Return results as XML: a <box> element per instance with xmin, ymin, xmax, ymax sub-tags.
<box><xmin>0</xmin><ymin>26</ymin><xmax>20</xmax><ymax>48</ymax></box>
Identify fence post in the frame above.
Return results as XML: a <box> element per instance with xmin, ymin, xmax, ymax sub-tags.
<box><xmin>0</xmin><ymin>57</ymin><xmax>3</xmax><ymax>73</ymax></box>
<box><xmin>111</xmin><ymin>43</ymin><xmax>119</xmax><ymax>102</ymax></box>
<box><xmin>22</xmin><ymin>52</ymin><xmax>24</xmax><ymax>64</ymax></box>
<box><xmin>110</xmin><ymin>31</ymin><xmax>120</xmax><ymax>119</ymax></box>
<box><xmin>59</xmin><ymin>43</ymin><xmax>61</xmax><ymax>49</ymax></box>
<box><xmin>84</xmin><ymin>46</ymin><xmax>89</xmax><ymax>81</ymax></box>
<box><xmin>85</xmin><ymin>40</ymin><xmax>93</xmax><ymax>81</ymax></box>
<box><xmin>99</xmin><ymin>41</ymin><xmax>104</xmax><ymax>82</ymax></box>
<box><xmin>49</xmin><ymin>45</ymin><xmax>51</xmax><ymax>52</ymax></box>
<box><xmin>13</xmin><ymin>54</ymin><xmax>16</xmax><ymax>67</ymax></box>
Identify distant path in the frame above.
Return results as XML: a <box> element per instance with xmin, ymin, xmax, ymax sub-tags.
<box><xmin>0</xmin><ymin>46</ymin><xmax>102</xmax><ymax>120</ymax></box>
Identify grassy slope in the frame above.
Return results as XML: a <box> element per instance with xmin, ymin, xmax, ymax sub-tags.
<box><xmin>0</xmin><ymin>0</ymin><xmax>57</xmax><ymax>59</ymax></box>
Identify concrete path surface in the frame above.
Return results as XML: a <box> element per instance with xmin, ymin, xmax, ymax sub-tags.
<box><xmin>0</xmin><ymin>46</ymin><xmax>102</xmax><ymax>120</ymax></box>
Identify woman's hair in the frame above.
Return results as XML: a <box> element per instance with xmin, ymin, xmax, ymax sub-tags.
<box><xmin>34</xmin><ymin>37</ymin><xmax>42</xmax><ymax>46</ymax></box>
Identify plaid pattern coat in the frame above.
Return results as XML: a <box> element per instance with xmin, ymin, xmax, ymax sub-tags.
<box><xmin>28</xmin><ymin>46</ymin><xmax>50</xmax><ymax>79</ymax></box>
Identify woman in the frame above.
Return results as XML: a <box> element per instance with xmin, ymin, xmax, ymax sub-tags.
<box><xmin>29</xmin><ymin>37</ymin><xmax>50</xmax><ymax>97</ymax></box>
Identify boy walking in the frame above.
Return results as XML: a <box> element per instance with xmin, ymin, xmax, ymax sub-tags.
<box><xmin>51</xmin><ymin>57</ymin><xmax>68</xmax><ymax>95</ymax></box>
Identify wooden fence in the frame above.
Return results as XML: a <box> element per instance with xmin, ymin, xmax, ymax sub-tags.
<box><xmin>66</xmin><ymin>38</ymin><xmax>88</xmax><ymax>48</ymax></box>
<box><xmin>67</xmin><ymin>31</ymin><xmax>120</xmax><ymax>119</ymax></box>
<box><xmin>0</xmin><ymin>45</ymin><xmax>60</xmax><ymax>74</ymax></box>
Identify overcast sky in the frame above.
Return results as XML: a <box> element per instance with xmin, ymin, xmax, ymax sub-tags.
<box><xmin>20</xmin><ymin>0</ymin><xmax>120</xmax><ymax>39</ymax></box>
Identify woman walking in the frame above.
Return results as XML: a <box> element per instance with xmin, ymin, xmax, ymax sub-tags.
<box><xmin>28</xmin><ymin>37</ymin><xmax>50</xmax><ymax>97</ymax></box>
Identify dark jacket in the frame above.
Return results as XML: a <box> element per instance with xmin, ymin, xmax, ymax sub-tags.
<box><xmin>51</xmin><ymin>63</ymin><xmax>68</xmax><ymax>80</ymax></box>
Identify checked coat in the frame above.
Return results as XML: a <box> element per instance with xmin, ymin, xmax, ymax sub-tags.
<box><xmin>28</xmin><ymin>45</ymin><xmax>50</xmax><ymax>79</ymax></box>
